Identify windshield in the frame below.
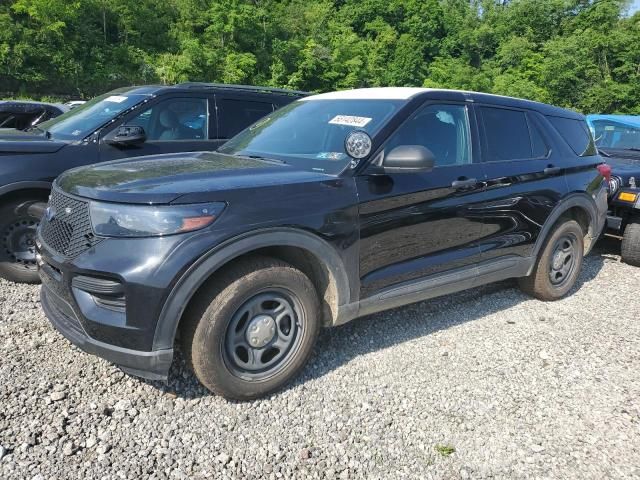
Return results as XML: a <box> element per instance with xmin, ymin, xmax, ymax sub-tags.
<box><xmin>591</xmin><ymin>119</ymin><xmax>640</xmax><ymax>150</ymax></box>
<box><xmin>38</xmin><ymin>89</ymin><xmax>150</xmax><ymax>140</ymax></box>
<box><xmin>219</xmin><ymin>99</ymin><xmax>403</xmax><ymax>173</ymax></box>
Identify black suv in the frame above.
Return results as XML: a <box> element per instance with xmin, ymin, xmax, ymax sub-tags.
<box><xmin>0</xmin><ymin>83</ymin><xmax>305</xmax><ymax>283</ymax></box>
<box><xmin>37</xmin><ymin>88</ymin><xmax>608</xmax><ymax>400</ymax></box>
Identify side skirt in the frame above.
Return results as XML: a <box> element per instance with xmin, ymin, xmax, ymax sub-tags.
<box><xmin>334</xmin><ymin>255</ymin><xmax>534</xmax><ymax>326</ymax></box>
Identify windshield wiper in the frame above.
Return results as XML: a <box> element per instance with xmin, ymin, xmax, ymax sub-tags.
<box><xmin>597</xmin><ymin>148</ymin><xmax>611</xmax><ymax>157</ymax></box>
<box><xmin>625</xmin><ymin>147</ymin><xmax>640</xmax><ymax>152</ymax></box>
<box><xmin>243</xmin><ymin>154</ymin><xmax>288</xmax><ymax>165</ymax></box>
<box><xmin>25</xmin><ymin>125</ymin><xmax>51</xmax><ymax>138</ymax></box>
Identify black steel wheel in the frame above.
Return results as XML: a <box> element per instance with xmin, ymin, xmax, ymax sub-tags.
<box><xmin>223</xmin><ymin>289</ymin><xmax>305</xmax><ymax>381</ymax></box>
<box><xmin>547</xmin><ymin>233</ymin><xmax>579</xmax><ymax>287</ymax></box>
<box><xmin>0</xmin><ymin>199</ymin><xmax>46</xmax><ymax>284</ymax></box>
<box><xmin>181</xmin><ymin>256</ymin><xmax>321</xmax><ymax>400</ymax></box>
<box><xmin>518</xmin><ymin>219</ymin><xmax>584</xmax><ymax>301</ymax></box>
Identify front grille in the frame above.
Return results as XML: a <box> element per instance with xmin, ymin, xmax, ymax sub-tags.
<box><xmin>40</xmin><ymin>188</ymin><xmax>102</xmax><ymax>258</ymax></box>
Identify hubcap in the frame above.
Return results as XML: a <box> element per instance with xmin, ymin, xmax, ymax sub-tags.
<box><xmin>246</xmin><ymin>315</ymin><xmax>276</xmax><ymax>348</ymax></box>
<box><xmin>548</xmin><ymin>234</ymin><xmax>577</xmax><ymax>286</ymax></box>
<box><xmin>2</xmin><ymin>218</ymin><xmax>39</xmax><ymax>269</ymax></box>
<box><xmin>224</xmin><ymin>290</ymin><xmax>303</xmax><ymax>381</ymax></box>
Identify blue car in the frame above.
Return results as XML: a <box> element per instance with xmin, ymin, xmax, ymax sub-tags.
<box><xmin>587</xmin><ymin>114</ymin><xmax>640</xmax><ymax>265</ymax></box>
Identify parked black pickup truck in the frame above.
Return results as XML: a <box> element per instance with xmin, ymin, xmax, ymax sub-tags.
<box><xmin>0</xmin><ymin>83</ymin><xmax>306</xmax><ymax>283</ymax></box>
<box><xmin>38</xmin><ymin>88</ymin><xmax>607</xmax><ymax>400</ymax></box>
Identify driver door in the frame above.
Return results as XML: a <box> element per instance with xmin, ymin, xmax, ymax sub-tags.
<box><xmin>98</xmin><ymin>96</ymin><xmax>215</xmax><ymax>161</ymax></box>
<box><xmin>355</xmin><ymin>102</ymin><xmax>487</xmax><ymax>298</ymax></box>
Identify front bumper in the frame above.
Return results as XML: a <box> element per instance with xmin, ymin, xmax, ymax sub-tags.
<box><xmin>41</xmin><ymin>284</ymin><xmax>173</xmax><ymax>380</ymax></box>
<box><xmin>605</xmin><ymin>187</ymin><xmax>640</xmax><ymax>234</ymax></box>
<box><xmin>34</xmin><ymin>228</ymin><xmax>194</xmax><ymax>381</ymax></box>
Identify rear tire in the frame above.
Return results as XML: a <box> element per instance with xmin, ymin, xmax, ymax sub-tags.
<box><xmin>0</xmin><ymin>199</ymin><xmax>46</xmax><ymax>284</ymax></box>
<box><xmin>181</xmin><ymin>256</ymin><xmax>321</xmax><ymax>400</ymax></box>
<box><xmin>518</xmin><ymin>219</ymin><xmax>584</xmax><ymax>301</ymax></box>
<box><xmin>621</xmin><ymin>222</ymin><xmax>640</xmax><ymax>267</ymax></box>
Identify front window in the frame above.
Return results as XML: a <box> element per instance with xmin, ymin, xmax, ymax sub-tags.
<box><xmin>385</xmin><ymin>104</ymin><xmax>471</xmax><ymax>166</ymax></box>
<box><xmin>591</xmin><ymin>119</ymin><xmax>640</xmax><ymax>150</ymax></box>
<box><xmin>219</xmin><ymin>99</ymin><xmax>403</xmax><ymax>174</ymax></box>
<box><xmin>38</xmin><ymin>89</ymin><xmax>150</xmax><ymax>141</ymax></box>
<box><xmin>127</xmin><ymin>98</ymin><xmax>209</xmax><ymax>141</ymax></box>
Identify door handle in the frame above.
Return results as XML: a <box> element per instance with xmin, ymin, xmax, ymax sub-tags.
<box><xmin>543</xmin><ymin>165</ymin><xmax>561</xmax><ymax>175</ymax></box>
<box><xmin>451</xmin><ymin>178</ymin><xmax>478</xmax><ymax>189</ymax></box>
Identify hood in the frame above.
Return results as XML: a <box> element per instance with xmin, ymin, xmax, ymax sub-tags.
<box><xmin>604</xmin><ymin>150</ymin><xmax>640</xmax><ymax>183</ymax></box>
<box><xmin>0</xmin><ymin>129</ymin><xmax>67</xmax><ymax>153</ymax></box>
<box><xmin>56</xmin><ymin>151</ymin><xmax>335</xmax><ymax>204</ymax></box>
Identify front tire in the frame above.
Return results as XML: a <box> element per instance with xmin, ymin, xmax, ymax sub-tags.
<box><xmin>518</xmin><ymin>219</ymin><xmax>584</xmax><ymax>301</ymax></box>
<box><xmin>181</xmin><ymin>256</ymin><xmax>321</xmax><ymax>400</ymax></box>
<box><xmin>621</xmin><ymin>222</ymin><xmax>640</xmax><ymax>267</ymax></box>
<box><xmin>0</xmin><ymin>199</ymin><xmax>46</xmax><ymax>284</ymax></box>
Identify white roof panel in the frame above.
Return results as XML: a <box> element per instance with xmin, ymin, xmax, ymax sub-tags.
<box><xmin>301</xmin><ymin>87</ymin><xmax>432</xmax><ymax>101</ymax></box>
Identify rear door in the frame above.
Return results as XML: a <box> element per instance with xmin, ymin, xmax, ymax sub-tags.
<box><xmin>98</xmin><ymin>95</ymin><xmax>214</xmax><ymax>161</ymax></box>
<box><xmin>356</xmin><ymin>102</ymin><xmax>486</xmax><ymax>298</ymax></box>
<box><xmin>214</xmin><ymin>94</ymin><xmax>276</xmax><ymax>143</ymax></box>
<box><xmin>545</xmin><ymin>115</ymin><xmax>602</xmax><ymax>197</ymax></box>
<box><xmin>475</xmin><ymin>105</ymin><xmax>569</xmax><ymax>262</ymax></box>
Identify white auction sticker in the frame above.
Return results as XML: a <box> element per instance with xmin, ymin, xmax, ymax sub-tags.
<box><xmin>104</xmin><ymin>95</ymin><xmax>128</xmax><ymax>103</ymax></box>
<box><xmin>329</xmin><ymin>115</ymin><xmax>372</xmax><ymax>128</ymax></box>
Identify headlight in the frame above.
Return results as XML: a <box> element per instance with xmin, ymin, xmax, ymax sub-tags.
<box><xmin>89</xmin><ymin>201</ymin><xmax>225</xmax><ymax>237</ymax></box>
<box><xmin>607</xmin><ymin>175</ymin><xmax>622</xmax><ymax>197</ymax></box>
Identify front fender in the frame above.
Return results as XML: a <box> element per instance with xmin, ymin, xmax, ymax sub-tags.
<box><xmin>152</xmin><ymin>227</ymin><xmax>352</xmax><ymax>350</ymax></box>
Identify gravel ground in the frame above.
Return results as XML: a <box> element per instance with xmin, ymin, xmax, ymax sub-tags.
<box><xmin>1</xmin><ymin>238</ymin><xmax>639</xmax><ymax>480</ymax></box>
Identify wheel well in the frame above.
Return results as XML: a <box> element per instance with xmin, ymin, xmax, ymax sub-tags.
<box><xmin>563</xmin><ymin>206</ymin><xmax>590</xmax><ymax>234</ymax></box>
<box><xmin>177</xmin><ymin>246</ymin><xmax>341</xmax><ymax>337</ymax></box>
<box><xmin>561</xmin><ymin>206</ymin><xmax>592</xmax><ymax>252</ymax></box>
<box><xmin>0</xmin><ymin>188</ymin><xmax>50</xmax><ymax>206</ymax></box>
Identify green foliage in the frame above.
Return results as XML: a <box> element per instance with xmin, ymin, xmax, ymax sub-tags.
<box><xmin>435</xmin><ymin>444</ymin><xmax>456</xmax><ymax>457</ymax></box>
<box><xmin>0</xmin><ymin>0</ymin><xmax>638</xmax><ymax>113</ymax></box>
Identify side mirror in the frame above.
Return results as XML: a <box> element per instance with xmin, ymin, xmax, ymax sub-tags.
<box><xmin>383</xmin><ymin>145</ymin><xmax>435</xmax><ymax>173</ymax></box>
<box><xmin>105</xmin><ymin>125</ymin><xmax>146</xmax><ymax>147</ymax></box>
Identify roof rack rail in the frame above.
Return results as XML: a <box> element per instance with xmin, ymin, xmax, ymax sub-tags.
<box><xmin>175</xmin><ymin>82</ymin><xmax>309</xmax><ymax>97</ymax></box>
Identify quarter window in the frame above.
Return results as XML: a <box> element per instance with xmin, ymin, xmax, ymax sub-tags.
<box><xmin>385</xmin><ymin>104</ymin><xmax>471</xmax><ymax>167</ymax></box>
<box><xmin>217</xmin><ymin>99</ymin><xmax>275</xmax><ymax>139</ymax></box>
<box><xmin>548</xmin><ymin>116</ymin><xmax>596</xmax><ymax>156</ymax></box>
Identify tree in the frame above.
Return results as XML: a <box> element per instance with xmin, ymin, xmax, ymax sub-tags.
<box><xmin>0</xmin><ymin>0</ymin><xmax>637</xmax><ymax>114</ymax></box>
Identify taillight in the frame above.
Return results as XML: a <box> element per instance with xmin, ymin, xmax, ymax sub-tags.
<box><xmin>597</xmin><ymin>163</ymin><xmax>612</xmax><ymax>182</ymax></box>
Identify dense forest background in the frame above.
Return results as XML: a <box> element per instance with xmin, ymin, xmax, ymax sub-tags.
<box><xmin>0</xmin><ymin>0</ymin><xmax>639</xmax><ymax>113</ymax></box>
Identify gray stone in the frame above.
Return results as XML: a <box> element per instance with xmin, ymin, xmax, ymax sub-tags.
<box><xmin>0</xmin><ymin>253</ymin><xmax>638</xmax><ymax>479</ymax></box>
<box><xmin>50</xmin><ymin>391</ymin><xmax>66</xmax><ymax>402</ymax></box>
<box><xmin>96</xmin><ymin>444</ymin><xmax>111</xmax><ymax>455</ymax></box>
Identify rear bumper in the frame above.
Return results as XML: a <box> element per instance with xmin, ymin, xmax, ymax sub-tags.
<box><xmin>41</xmin><ymin>285</ymin><xmax>173</xmax><ymax>381</ymax></box>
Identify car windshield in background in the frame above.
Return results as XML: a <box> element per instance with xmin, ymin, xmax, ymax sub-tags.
<box><xmin>219</xmin><ymin>99</ymin><xmax>403</xmax><ymax>173</ymax></box>
<box><xmin>591</xmin><ymin>120</ymin><xmax>640</xmax><ymax>150</ymax></box>
<box><xmin>38</xmin><ymin>90</ymin><xmax>150</xmax><ymax>141</ymax></box>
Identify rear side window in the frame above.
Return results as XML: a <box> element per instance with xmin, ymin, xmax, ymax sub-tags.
<box><xmin>217</xmin><ymin>99</ymin><xmax>274</xmax><ymax>139</ymax></box>
<box><xmin>547</xmin><ymin>116</ymin><xmax>596</xmax><ymax>156</ymax></box>
<box><xmin>481</xmin><ymin>107</ymin><xmax>532</xmax><ymax>161</ymax></box>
